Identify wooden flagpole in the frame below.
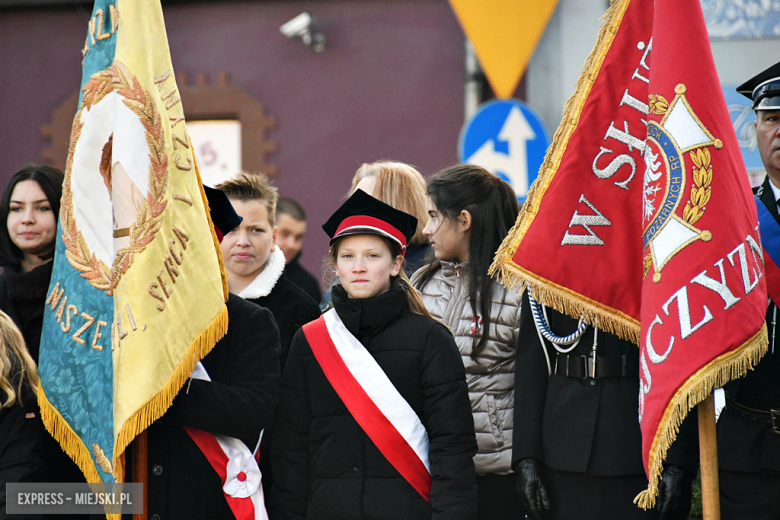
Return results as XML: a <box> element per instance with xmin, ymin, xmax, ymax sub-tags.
<box><xmin>132</xmin><ymin>430</ymin><xmax>148</xmax><ymax>520</ymax></box>
<box><xmin>697</xmin><ymin>393</ymin><xmax>720</xmax><ymax>520</ymax></box>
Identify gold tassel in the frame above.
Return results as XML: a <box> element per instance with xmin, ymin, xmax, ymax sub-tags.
<box><xmin>40</xmin><ymin>389</ymin><xmax>129</xmax><ymax>520</ymax></box>
<box><xmin>39</xmin><ymin>386</ymin><xmax>103</xmax><ymax>484</ymax></box>
<box><xmin>634</xmin><ymin>324</ymin><xmax>769</xmax><ymax>508</ymax></box>
<box><xmin>490</xmin><ymin>0</ymin><xmax>631</xmax><ymax>310</ymax></box>
<box><xmin>493</xmin><ymin>261</ymin><xmax>641</xmax><ymax>344</ymax></box>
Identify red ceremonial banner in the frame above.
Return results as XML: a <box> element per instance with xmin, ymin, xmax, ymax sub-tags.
<box><xmin>491</xmin><ymin>0</ymin><xmax>768</xmax><ymax>506</ymax></box>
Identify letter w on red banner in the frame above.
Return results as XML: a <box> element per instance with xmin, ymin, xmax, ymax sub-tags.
<box><xmin>490</xmin><ymin>0</ymin><xmax>768</xmax><ymax>507</ymax></box>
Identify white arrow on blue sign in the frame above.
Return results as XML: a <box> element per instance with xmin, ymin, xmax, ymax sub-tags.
<box><xmin>459</xmin><ymin>99</ymin><xmax>551</xmax><ymax>202</ymax></box>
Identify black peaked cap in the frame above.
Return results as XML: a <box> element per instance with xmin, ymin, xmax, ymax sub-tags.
<box><xmin>737</xmin><ymin>61</ymin><xmax>780</xmax><ymax>110</ymax></box>
<box><xmin>322</xmin><ymin>189</ymin><xmax>417</xmax><ymax>247</ymax></box>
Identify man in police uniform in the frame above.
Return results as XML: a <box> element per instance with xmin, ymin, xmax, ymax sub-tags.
<box><xmin>718</xmin><ymin>61</ymin><xmax>780</xmax><ymax>520</ymax></box>
<box><xmin>514</xmin><ymin>291</ymin><xmax>699</xmax><ymax>520</ymax></box>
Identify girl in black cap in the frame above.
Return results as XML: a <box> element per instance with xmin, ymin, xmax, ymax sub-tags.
<box><xmin>269</xmin><ymin>190</ymin><xmax>478</xmax><ymax>520</ymax></box>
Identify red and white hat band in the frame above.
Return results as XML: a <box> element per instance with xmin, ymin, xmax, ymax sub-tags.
<box><xmin>334</xmin><ymin>215</ymin><xmax>407</xmax><ymax>251</ymax></box>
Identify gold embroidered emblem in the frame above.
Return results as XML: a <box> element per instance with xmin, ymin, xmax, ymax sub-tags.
<box><xmin>93</xmin><ymin>442</ymin><xmax>115</xmax><ymax>478</ymax></box>
<box><xmin>642</xmin><ymin>84</ymin><xmax>720</xmax><ymax>283</ymax></box>
<box><xmin>61</xmin><ymin>61</ymin><xmax>168</xmax><ymax>295</ymax></box>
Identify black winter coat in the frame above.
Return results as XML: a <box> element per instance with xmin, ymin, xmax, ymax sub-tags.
<box><xmin>513</xmin><ymin>292</ymin><xmax>699</xmax><ymax>475</ymax></box>
<box><xmin>269</xmin><ymin>284</ymin><xmax>478</xmax><ymax>520</ymax></box>
<box><xmin>718</xmin><ymin>177</ymin><xmax>780</xmax><ymax>474</ymax></box>
<box><xmin>146</xmin><ymin>295</ymin><xmax>280</xmax><ymax>520</ymax></box>
<box><xmin>0</xmin><ymin>263</ymin><xmax>51</xmax><ymax>364</ymax></box>
<box><xmin>0</xmin><ymin>379</ymin><xmax>45</xmax><ymax>520</ymax></box>
<box><xmin>244</xmin><ymin>275</ymin><xmax>320</xmax><ymax>371</ymax></box>
<box><xmin>282</xmin><ymin>254</ymin><xmax>322</xmax><ymax>303</ymax></box>
<box><xmin>403</xmin><ymin>243</ymin><xmax>432</xmax><ymax>277</ymax></box>
<box><xmin>242</xmin><ymin>261</ymin><xmax>320</xmax><ymax>496</ymax></box>
<box><xmin>0</xmin><ymin>268</ymin><xmax>47</xmax><ymax>510</ymax></box>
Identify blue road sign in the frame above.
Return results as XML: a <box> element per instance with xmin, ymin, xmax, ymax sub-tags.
<box><xmin>458</xmin><ymin>99</ymin><xmax>551</xmax><ymax>202</ymax></box>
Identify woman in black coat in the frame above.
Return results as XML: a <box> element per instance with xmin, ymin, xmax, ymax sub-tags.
<box><xmin>0</xmin><ymin>165</ymin><xmax>64</xmax><ymax>364</ymax></box>
<box><xmin>144</xmin><ymin>185</ymin><xmax>282</xmax><ymax>520</ymax></box>
<box><xmin>269</xmin><ymin>190</ymin><xmax>477</xmax><ymax>520</ymax></box>
<box><xmin>0</xmin><ymin>165</ymin><xmax>88</xmax><ymax>507</ymax></box>
<box><xmin>146</xmin><ymin>294</ymin><xmax>281</xmax><ymax>520</ymax></box>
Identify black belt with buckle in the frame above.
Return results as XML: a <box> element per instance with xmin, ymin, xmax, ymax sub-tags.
<box><xmin>554</xmin><ymin>354</ymin><xmax>638</xmax><ymax>379</ymax></box>
<box><xmin>725</xmin><ymin>394</ymin><xmax>780</xmax><ymax>434</ymax></box>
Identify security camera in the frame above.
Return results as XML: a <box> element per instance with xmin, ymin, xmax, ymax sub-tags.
<box><xmin>279</xmin><ymin>11</ymin><xmax>325</xmax><ymax>52</ymax></box>
<box><xmin>280</xmin><ymin>12</ymin><xmax>313</xmax><ymax>39</ymax></box>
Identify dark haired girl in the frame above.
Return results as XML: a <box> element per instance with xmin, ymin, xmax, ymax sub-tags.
<box><xmin>411</xmin><ymin>164</ymin><xmax>522</xmax><ymax>520</ymax></box>
<box><xmin>0</xmin><ymin>164</ymin><xmax>88</xmax><ymax>512</ymax></box>
<box><xmin>0</xmin><ymin>164</ymin><xmax>63</xmax><ymax>363</ymax></box>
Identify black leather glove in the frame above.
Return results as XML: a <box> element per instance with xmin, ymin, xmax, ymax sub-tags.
<box><xmin>516</xmin><ymin>458</ymin><xmax>551</xmax><ymax>520</ymax></box>
<box><xmin>655</xmin><ymin>464</ymin><xmax>694</xmax><ymax>520</ymax></box>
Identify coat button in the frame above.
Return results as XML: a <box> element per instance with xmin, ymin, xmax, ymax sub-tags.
<box><xmin>152</xmin><ymin>464</ymin><xmax>163</xmax><ymax>476</ymax></box>
<box><xmin>352</xmin><ymin>467</ymin><xmax>358</xmax><ymax>473</ymax></box>
<box><xmin>589</xmin><ymin>379</ymin><xmax>597</xmax><ymax>386</ymax></box>
<box><xmin>151</xmin><ymin>515</ymin><xmax>161</xmax><ymax>520</ymax></box>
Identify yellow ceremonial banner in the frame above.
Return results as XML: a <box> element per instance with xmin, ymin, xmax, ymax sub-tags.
<box><xmin>448</xmin><ymin>0</ymin><xmax>559</xmax><ymax>99</ymax></box>
<box><xmin>38</xmin><ymin>0</ymin><xmax>228</xmax><ymax>488</ymax></box>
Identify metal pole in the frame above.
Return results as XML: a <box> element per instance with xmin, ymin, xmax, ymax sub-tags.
<box><xmin>464</xmin><ymin>40</ymin><xmax>481</xmax><ymax>122</ymax></box>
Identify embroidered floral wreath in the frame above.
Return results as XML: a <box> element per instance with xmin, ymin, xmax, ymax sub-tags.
<box><xmin>61</xmin><ymin>61</ymin><xmax>168</xmax><ymax>295</ymax></box>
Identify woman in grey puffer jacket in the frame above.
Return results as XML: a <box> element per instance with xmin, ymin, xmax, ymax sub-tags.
<box><xmin>411</xmin><ymin>165</ymin><xmax>521</xmax><ymax>520</ymax></box>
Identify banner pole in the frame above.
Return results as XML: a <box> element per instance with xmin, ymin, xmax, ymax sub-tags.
<box><xmin>132</xmin><ymin>430</ymin><xmax>148</xmax><ymax>520</ymax></box>
<box><xmin>697</xmin><ymin>393</ymin><xmax>720</xmax><ymax>520</ymax></box>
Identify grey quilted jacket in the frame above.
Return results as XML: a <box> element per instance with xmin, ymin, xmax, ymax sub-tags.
<box><xmin>411</xmin><ymin>260</ymin><xmax>521</xmax><ymax>475</ymax></box>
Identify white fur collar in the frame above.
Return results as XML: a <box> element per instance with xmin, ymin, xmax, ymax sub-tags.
<box><xmin>238</xmin><ymin>248</ymin><xmax>286</xmax><ymax>299</ymax></box>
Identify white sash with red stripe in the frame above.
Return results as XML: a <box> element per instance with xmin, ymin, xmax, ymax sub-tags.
<box><xmin>302</xmin><ymin>309</ymin><xmax>432</xmax><ymax>501</ymax></box>
<box><xmin>184</xmin><ymin>362</ymin><xmax>268</xmax><ymax>520</ymax></box>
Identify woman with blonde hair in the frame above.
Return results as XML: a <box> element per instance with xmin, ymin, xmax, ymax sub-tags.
<box><xmin>0</xmin><ymin>310</ymin><xmax>44</xmax><ymax>515</ymax></box>
<box><xmin>349</xmin><ymin>161</ymin><xmax>431</xmax><ymax>274</ymax></box>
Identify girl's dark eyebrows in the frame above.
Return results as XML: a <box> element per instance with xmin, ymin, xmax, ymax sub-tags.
<box><xmin>10</xmin><ymin>198</ymin><xmax>50</xmax><ymax>204</ymax></box>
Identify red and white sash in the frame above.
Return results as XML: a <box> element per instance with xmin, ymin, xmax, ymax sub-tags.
<box><xmin>302</xmin><ymin>309</ymin><xmax>432</xmax><ymax>501</ymax></box>
<box><xmin>184</xmin><ymin>362</ymin><xmax>268</xmax><ymax>520</ymax></box>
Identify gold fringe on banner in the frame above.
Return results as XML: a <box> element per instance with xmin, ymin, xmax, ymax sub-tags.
<box><xmin>41</xmin><ymin>299</ymin><xmax>227</xmax><ymax>513</ymax></box>
<box><xmin>500</xmin><ymin>265</ymin><xmax>640</xmax><ymax>344</ymax></box>
<box><xmin>633</xmin><ymin>324</ymin><xmax>769</xmax><ymax>509</ymax></box>
<box><xmin>39</xmin><ymin>385</ymin><xmax>103</xmax><ymax>484</ymax></box>
<box><xmin>489</xmin><ymin>0</ymin><xmax>640</xmax><ymax>343</ymax></box>
<box><xmin>113</xmin><ymin>304</ymin><xmax>228</xmax><ymax>466</ymax></box>
<box><xmin>41</xmin><ymin>384</ymin><xmax>137</xmax><ymax>520</ymax></box>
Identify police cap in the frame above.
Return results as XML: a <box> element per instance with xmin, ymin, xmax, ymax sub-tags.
<box><xmin>737</xmin><ymin>61</ymin><xmax>780</xmax><ymax>111</ymax></box>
